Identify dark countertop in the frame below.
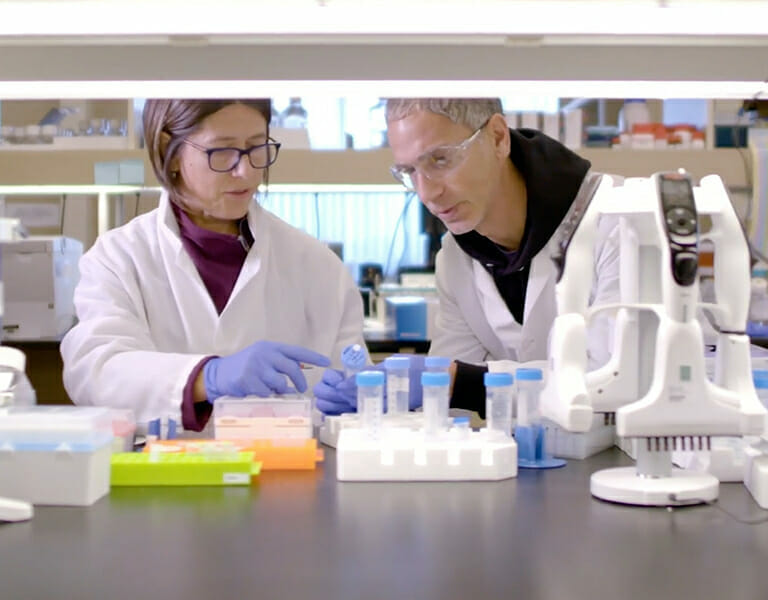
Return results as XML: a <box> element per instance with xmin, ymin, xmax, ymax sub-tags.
<box><xmin>1</xmin><ymin>447</ymin><xmax>767</xmax><ymax>600</ymax></box>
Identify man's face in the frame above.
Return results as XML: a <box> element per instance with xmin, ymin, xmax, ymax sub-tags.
<box><xmin>387</xmin><ymin>111</ymin><xmax>497</xmax><ymax>236</ymax></box>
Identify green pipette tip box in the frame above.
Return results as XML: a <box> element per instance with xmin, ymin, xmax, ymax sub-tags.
<box><xmin>111</xmin><ymin>451</ymin><xmax>261</xmax><ymax>486</ymax></box>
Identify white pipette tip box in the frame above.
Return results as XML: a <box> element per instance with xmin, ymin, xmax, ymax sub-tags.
<box><xmin>318</xmin><ymin>412</ymin><xmax>424</xmax><ymax>448</ymax></box>
<box><xmin>213</xmin><ymin>395</ymin><xmax>312</xmax><ymax>440</ymax></box>
<box><xmin>744</xmin><ymin>442</ymin><xmax>768</xmax><ymax>509</ymax></box>
<box><xmin>0</xmin><ymin>406</ymin><xmax>113</xmax><ymax>506</ymax></box>
<box><xmin>543</xmin><ymin>414</ymin><xmax>616</xmax><ymax>460</ymax></box>
<box><xmin>336</xmin><ymin>428</ymin><xmax>518</xmax><ymax>481</ymax></box>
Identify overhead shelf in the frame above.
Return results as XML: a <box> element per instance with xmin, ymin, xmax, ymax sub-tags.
<box><xmin>0</xmin><ymin>148</ymin><xmax>752</xmax><ymax>189</ymax></box>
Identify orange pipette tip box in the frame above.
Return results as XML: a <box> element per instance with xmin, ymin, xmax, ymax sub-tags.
<box><xmin>144</xmin><ymin>438</ymin><xmax>324</xmax><ymax>470</ymax></box>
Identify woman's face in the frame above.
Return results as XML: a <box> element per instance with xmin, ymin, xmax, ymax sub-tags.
<box><xmin>172</xmin><ymin>103</ymin><xmax>269</xmax><ymax>221</ymax></box>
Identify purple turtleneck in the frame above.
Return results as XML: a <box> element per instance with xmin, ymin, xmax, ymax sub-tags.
<box><xmin>172</xmin><ymin>204</ymin><xmax>254</xmax><ymax>431</ymax></box>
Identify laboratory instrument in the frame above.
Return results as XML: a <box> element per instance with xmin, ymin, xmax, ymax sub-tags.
<box><xmin>515</xmin><ymin>368</ymin><xmax>566</xmax><ymax>469</ymax></box>
<box><xmin>1</xmin><ymin>236</ymin><xmax>82</xmax><ymax>340</ymax></box>
<box><xmin>541</xmin><ymin>170</ymin><xmax>766</xmax><ymax>506</ymax></box>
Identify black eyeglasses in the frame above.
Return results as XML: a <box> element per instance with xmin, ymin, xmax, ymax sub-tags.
<box><xmin>182</xmin><ymin>138</ymin><xmax>281</xmax><ymax>173</ymax></box>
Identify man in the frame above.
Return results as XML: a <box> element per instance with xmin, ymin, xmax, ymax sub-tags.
<box><xmin>314</xmin><ymin>98</ymin><xmax>619</xmax><ymax>417</ymax></box>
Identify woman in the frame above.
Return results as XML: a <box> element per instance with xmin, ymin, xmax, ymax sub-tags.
<box><xmin>61</xmin><ymin>99</ymin><xmax>366</xmax><ymax>431</ymax></box>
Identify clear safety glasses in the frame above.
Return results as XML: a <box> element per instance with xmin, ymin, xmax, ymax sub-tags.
<box><xmin>389</xmin><ymin>122</ymin><xmax>487</xmax><ymax>191</ymax></box>
<box><xmin>183</xmin><ymin>139</ymin><xmax>281</xmax><ymax>173</ymax></box>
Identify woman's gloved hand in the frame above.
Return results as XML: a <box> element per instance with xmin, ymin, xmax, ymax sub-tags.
<box><xmin>313</xmin><ymin>354</ymin><xmax>428</xmax><ymax>415</ymax></box>
<box><xmin>313</xmin><ymin>368</ymin><xmax>358</xmax><ymax>415</ymax></box>
<box><xmin>203</xmin><ymin>341</ymin><xmax>331</xmax><ymax>402</ymax></box>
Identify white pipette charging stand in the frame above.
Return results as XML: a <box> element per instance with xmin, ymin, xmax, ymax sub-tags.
<box><xmin>541</xmin><ymin>172</ymin><xmax>766</xmax><ymax>506</ymax></box>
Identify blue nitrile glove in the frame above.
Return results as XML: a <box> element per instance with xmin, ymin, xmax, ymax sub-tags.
<box><xmin>313</xmin><ymin>368</ymin><xmax>358</xmax><ymax>415</ymax></box>
<box><xmin>203</xmin><ymin>341</ymin><xmax>331</xmax><ymax>402</ymax></box>
<box><xmin>313</xmin><ymin>354</ymin><xmax>427</xmax><ymax>415</ymax></box>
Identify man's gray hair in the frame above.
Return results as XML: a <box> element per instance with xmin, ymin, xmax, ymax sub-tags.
<box><xmin>385</xmin><ymin>98</ymin><xmax>503</xmax><ymax>130</ymax></box>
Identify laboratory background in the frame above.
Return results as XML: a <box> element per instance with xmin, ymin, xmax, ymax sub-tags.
<box><xmin>1</xmin><ymin>1</ymin><xmax>768</xmax><ymax>599</ymax></box>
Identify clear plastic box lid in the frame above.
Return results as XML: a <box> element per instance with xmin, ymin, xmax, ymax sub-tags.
<box><xmin>0</xmin><ymin>406</ymin><xmax>114</xmax><ymax>450</ymax></box>
<box><xmin>213</xmin><ymin>395</ymin><xmax>311</xmax><ymax>419</ymax></box>
<box><xmin>213</xmin><ymin>395</ymin><xmax>313</xmax><ymax>440</ymax></box>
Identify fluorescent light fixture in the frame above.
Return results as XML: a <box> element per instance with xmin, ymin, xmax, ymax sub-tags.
<box><xmin>1</xmin><ymin>2</ymin><xmax>768</xmax><ymax>38</ymax></box>
<box><xmin>0</xmin><ymin>80</ymin><xmax>764</xmax><ymax>100</ymax></box>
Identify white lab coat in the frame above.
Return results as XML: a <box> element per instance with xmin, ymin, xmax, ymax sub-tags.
<box><xmin>61</xmin><ymin>192</ymin><xmax>365</xmax><ymax>425</ymax></box>
<box><xmin>429</xmin><ymin>211</ymin><xmax>621</xmax><ymax>369</ymax></box>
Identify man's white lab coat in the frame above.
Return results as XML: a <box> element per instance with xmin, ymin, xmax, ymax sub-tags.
<box><xmin>429</xmin><ymin>214</ymin><xmax>620</xmax><ymax>369</ymax></box>
<box><xmin>61</xmin><ymin>192</ymin><xmax>365</xmax><ymax>424</ymax></box>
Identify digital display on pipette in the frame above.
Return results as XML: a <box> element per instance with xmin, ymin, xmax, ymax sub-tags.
<box><xmin>657</xmin><ymin>172</ymin><xmax>699</xmax><ymax>286</ymax></box>
<box><xmin>660</xmin><ymin>175</ymin><xmax>695</xmax><ymax>212</ymax></box>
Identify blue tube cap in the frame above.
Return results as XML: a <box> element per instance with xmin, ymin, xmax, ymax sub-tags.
<box><xmin>754</xmin><ymin>372</ymin><xmax>768</xmax><ymax>390</ymax></box>
<box><xmin>515</xmin><ymin>368</ymin><xmax>543</xmax><ymax>381</ymax></box>
<box><xmin>384</xmin><ymin>356</ymin><xmax>411</xmax><ymax>370</ymax></box>
<box><xmin>341</xmin><ymin>344</ymin><xmax>367</xmax><ymax>371</ymax></box>
<box><xmin>425</xmin><ymin>356</ymin><xmax>450</xmax><ymax>370</ymax></box>
<box><xmin>356</xmin><ymin>370</ymin><xmax>385</xmax><ymax>387</ymax></box>
<box><xmin>484</xmin><ymin>372</ymin><xmax>513</xmax><ymax>387</ymax></box>
<box><xmin>421</xmin><ymin>371</ymin><xmax>450</xmax><ymax>387</ymax></box>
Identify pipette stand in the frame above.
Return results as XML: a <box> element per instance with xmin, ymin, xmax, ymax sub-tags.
<box><xmin>541</xmin><ymin>173</ymin><xmax>766</xmax><ymax>507</ymax></box>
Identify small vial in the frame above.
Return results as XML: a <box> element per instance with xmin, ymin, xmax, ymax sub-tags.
<box><xmin>384</xmin><ymin>356</ymin><xmax>410</xmax><ymax>415</ymax></box>
<box><xmin>515</xmin><ymin>368</ymin><xmax>565</xmax><ymax>469</ymax></box>
<box><xmin>425</xmin><ymin>356</ymin><xmax>450</xmax><ymax>372</ymax></box>
<box><xmin>357</xmin><ymin>371</ymin><xmax>385</xmax><ymax>438</ymax></box>
<box><xmin>341</xmin><ymin>343</ymin><xmax>367</xmax><ymax>379</ymax></box>
<box><xmin>484</xmin><ymin>372</ymin><xmax>514</xmax><ymax>438</ymax></box>
<box><xmin>754</xmin><ymin>370</ymin><xmax>768</xmax><ymax>408</ymax></box>
<box><xmin>422</xmin><ymin>371</ymin><xmax>450</xmax><ymax>438</ymax></box>
<box><xmin>452</xmin><ymin>415</ymin><xmax>471</xmax><ymax>440</ymax></box>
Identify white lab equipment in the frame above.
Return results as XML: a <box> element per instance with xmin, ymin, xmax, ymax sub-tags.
<box><xmin>422</xmin><ymin>371</ymin><xmax>450</xmax><ymax>438</ymax></box>
<box><xmin>335</xmin><ymin>367</ymin><xmax>518</xmax><ymax>481</ymax></box>
<box><xmin>1</xmin><ymin>236</ymin><xmax>82</xmax><ymax>340</ymax></box>
<box><xmin>541</xmin><ymin>170</ymin><xmax>766</xmax><ymax>506</ymax></box>
<box><xmin>0</xmin><ymin>406</ymin><xmax>113</xmax><ymax>507</ymax></box>
<box><xmin>318</xmin><ymin>347</ymin><xmax>421</xmax><ymax>448</ymax></box>
<box><xmin>357</xmin><ymin>371</ymin><xmax>384</xmax><ymax>438</ymax></box>
<box><xmin>484</xmin><ymin>372</ymin><xmax>514</xmax><ymax>439</ymax></box>
<box><xmin>425</xmin><ymin>356</ymin><xmax>450</xmax><ymax>372</ymax></box>
<box><xmin>0</xmin><ymin>217</ymin><xmax>35</xmax><ymax>521</ymax></box>
<box><xmin>341</xmin><ymin>343</ymin><xmax>367</xmax><ymax>379</ymax></box>
<box><xmin>384</xmin><ymin>356</ymin><xmax>410</xmax><ymax>415</ymax></box>
<box><xmin>515</xmin><ymin>367</ymin><xmax>566</xmax><ymax>469</ymax></box>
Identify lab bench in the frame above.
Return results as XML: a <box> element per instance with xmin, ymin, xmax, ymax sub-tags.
<box><xmin>2</xmin><ymin>447</ymin><xmax>767</xmax><ymax>600</ymax></box>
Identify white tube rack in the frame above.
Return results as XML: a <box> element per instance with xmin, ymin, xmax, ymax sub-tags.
<box><xmin>336</xmin><ymin>428</ymin><xmax>517</xmax><ymax>481</ymax></box>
